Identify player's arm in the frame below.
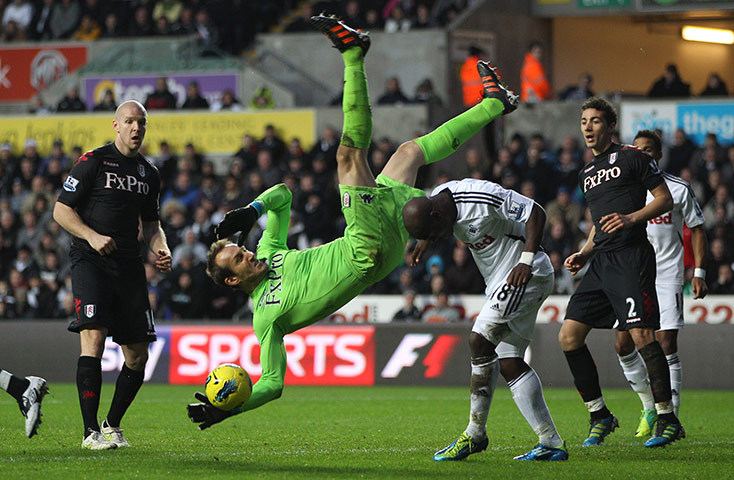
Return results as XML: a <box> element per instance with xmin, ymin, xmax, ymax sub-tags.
<box><xmin>142</xmin><ymin>220</ymin><xmax>171</xmax><ymax>273</ymax></box>
<box><xmin>690</xmin><ymin>225</ymin><xmax>708</xmax><ymax>299</ymax></box>
<box><xmin>52</xmin><ymin>202</ymin><xmax>117</xmax><ymax>256</ymax></box>
<box><xmin>216</xmin><ymin>183</ymin><xmax>292</xmax><ymax>245</ymax></box>
<box><xmin>565</xmin><ymin>224</ymin><xmax>596</xmax><ymax>275</ymax></box>
<box><xmin>600</xmin><ymin>182</ymin><xmax>673</xmax><ymax>233</ymax></box>
<box><xmin>507</xmin><ymin>201</ymin><xmax>545</xmax><ymax>287</ymax></box>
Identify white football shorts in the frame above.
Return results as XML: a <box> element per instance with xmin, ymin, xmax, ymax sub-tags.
<box><xmin>472</xmin><ymin>273</ymin><xmax>553</xmax><ymax>359</ymax></box>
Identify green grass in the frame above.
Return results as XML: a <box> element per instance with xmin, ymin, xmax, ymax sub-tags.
<box><xmin>1</xmin><ymin>385</ymin><xmax>733</xmax><ymax>479</ymax></box>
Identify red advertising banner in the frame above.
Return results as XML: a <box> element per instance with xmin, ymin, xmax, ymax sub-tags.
<box><xmin>0</xmin><ymin>45</ymin><xmax>87</xmax><ymax>101</ymax></box>
<box><xmin>169</xmin><ymin>325</ymin><xmax>376</xmax><ymax>386</ymax></box>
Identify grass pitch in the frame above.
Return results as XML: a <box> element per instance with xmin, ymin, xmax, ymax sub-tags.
<box><xmin>1</xmin><ymin>384</ymin><xmax>732</xmax><ymax>479</ymax></box>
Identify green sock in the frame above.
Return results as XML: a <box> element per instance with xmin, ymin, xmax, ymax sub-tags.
<box><xmin>340</xmin><ymin>48</ymin><xmax>372</xmax><ymax>149</ymax></box>
<box><xmin>414</xmin><ymin>98</ymin><xmax>503</xmax><ymax>164</ymax></box>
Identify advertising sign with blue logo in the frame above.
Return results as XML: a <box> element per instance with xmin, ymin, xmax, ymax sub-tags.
<box><xmin>677</xmin><ymin>102</ymin><xmax>734</xmax><ymax>145</ymax></box>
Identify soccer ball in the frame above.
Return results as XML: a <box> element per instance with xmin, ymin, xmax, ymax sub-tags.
<box><xmin>205</xmin><ymin>363</ymin><xmax>252</xmax><ymax>411</ymax></box>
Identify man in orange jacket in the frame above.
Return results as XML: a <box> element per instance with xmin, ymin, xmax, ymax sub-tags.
<box><xmin>461</xmin><ymin>45</ymin><xmax>486</xmax><ymax>107</ymax></box>
<box><xmin>521</xmin><ymin>41</ymin><xmax>552</xmax><ymax>103</ymax></box>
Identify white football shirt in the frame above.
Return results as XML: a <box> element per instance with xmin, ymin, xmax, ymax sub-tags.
<box><xmin>432</xmin><ymin>179</ymin><xmax>553</xmax><ymax>293</ymax></box>
<box><xmin>646</xmin><ymin>172</ymin><xmax>705</xmax><ymax>286</ymax></box>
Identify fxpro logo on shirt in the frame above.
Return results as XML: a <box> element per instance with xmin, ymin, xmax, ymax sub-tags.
<box><xmin>259</xmin><ymin>253</ymin><xmax>284</xmax><ymax>307</ymax></box>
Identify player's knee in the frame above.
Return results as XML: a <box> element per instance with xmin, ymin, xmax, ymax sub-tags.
<box><xmin>499</xmin><ymin>358</ymin><xmax>529</xmax><ymax>383</ymax></box>
<box><xmin>468</xmin><ymin>332</ymin><xmax>494</xmax><ymax>357</ymax></box>
<box><xmin>394</xmin><ymin>140</ymin><xmax>424</xmax><ymax>165</ymax></box>
<box><xmin>615</xmin><ymin>333</ymin><xmax>635</xmax><ymax>356</ymax></box>
<box><xmin>557</xmin><ymin>326</ymin><xmax>580</xmax><ymax>350</ymax></box>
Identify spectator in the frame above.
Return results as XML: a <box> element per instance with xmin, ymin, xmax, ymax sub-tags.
<box><xmin>172</xmin><ymin>5</ymin><xmax>196</xmax><ymax>35</ymax></box>
<box><xmin>92</xmin><ymin>89</ymin><xmax>117</xmax><ymax>111</ymax></box>
<box><xmin>460</xmin><ymin>45</ymin><xmax>486</xmax><ymax>107</ymax></box>
<box><xmin>363</xmin><ymin>7</ymin><xmax>383</xmax><ymax>30</ymax></box>
<box><xmin>128</xmin><ymin>6</ymin><xmax>154</xmax><ymax>36</ymax></box>
<box><xmin>193</xmin><ymin>9</ymin><xmax>219</xmax><ymax>56</ymax></box>
<box><xmin>310</xmin><ymin>126</ymin><xmax>339</xmax><ymax>165</ymax></box>
<box><xmin>161</xmin><ymin>171</ymin><xmax>199</xmax><ymax>214</ymax></box>
<box><xmin>703</xmin><ymin>185</ymin><xmax>734</xmax><ymax>226</ymax></box>
<box><xmin>72</xmin><ymin>13</ymin><xmax>101</xmax><ymax>40</ymax></box>
<box><xmin>413</xmin><ymin>78</ymin><xmax>443</xmax><ymax>106</ymax></box>
<box><xmin>29</xmin><ymin>0</ymin><xmax>54</xmax><ymax>40</ymax></box>
<box><xmin>153</xmin><ymin>15</ymin><xmax>172</xmax><ymax>36</ymax></box>
<box><xmin>145</xmin><ymin>77</ymin><xmax>178</xmax><ymax>110</ymax></box>
<box><xmin>558</xmin><ymin>73</ymin><xmax>594</xmax><ymax>101</ymax></box>
<box><xmin>181</xmin><ymin>81</ymin><xmax>210</xmax><ymax>110</ymax></box>
<box><xmin>412</xmin><ymin>3</ymin><xmax>437</xmax><ymax>29</ymax></box>
<box><xmin>699</xmin><ymin>73</ymin><xmax>728</xmax><ymax>97</ymax></box>
<box><xmin>521</xmin><ymin>41</ymin><xmax>552</xmax><ymax>103</ymax></box>
<box><xmin>28</xmin><ymin>95</ymin><xmax>52</xmax><ymax>115</ymax></box>
<box><xmin>249</xmin><ymin>86</ymin><xmax>275</xmax><ymax>109</ymax></box>
<box><xmin>152</xmin><ymin>0</ymin><xmax>183</xmax><ymax>25</ymax></box>
<box><xmin>1</xmin><ymin>19</ymin><xmax>25</xmax><ymax>42</ymax></box>
<box><xmin>253</xmin><ymin>150</ymin><xmax>282</xmax><ymax>189</ymax></box>
<box><xmin>171</xmin><ymin>227</ymin><xmax>208</xmax><ymax>268</ymax></box>
<box><xmin>422</xmin><ymin>290</ymin><xmax>462</xmax><ymax>323</ymax></box>
<box><xmin>710</xmin><ymin>263</ymin><xmax>734</xmax><ymax>294</ymax></box>
<box><xmin>257</xmin><ymin>124</ymin><xmax>286</xmax><ymax>161</ymax></box>
<box><xmin>667</xmin><ymin>128</ymin><xmax>696</xmax><ymax>176</ymax></box>
<box><xmin>100</xmin><ymin>11</ymin><xmax>123</xmax><ymax>37</ymax></box>
<box><xmin>19</xmin><ymin>139</ymin><xmax>41</xmax><ymax>170</ymax></box>
<box><xmin>377</xmin><ymin>76</ymin><xmax>411</xmax><ymax>105</ymax></box>
<box><xmin>443</xmin><ymin>244</ymin><xmax>484</xmax><ymax>294</ymax></box>
<box><xmin>392</xmin><ymin>290</ymin><xmax>422</xmax><ymax>322</ymax></box>
<box><xmin>2</xmin><ymin>0</ymin><xmax>33</xmax><ymax>34</ymax></box>
<box><xmin>545</xmin><ymin>185</ymin><xmax>584</xmax><ymax>232</ymax></box>
<box><xmin>234</xmin><ymin>134</ymin><xmax>258</xmax><ymax>170</ymax></box>
<box><xmin>56</xmin><ymin>87</ymin><xmax>87</xmax><ymax>112</ymax></box>
<box><xmin>49</xmin><ymin>0</ymin><xmax>81</xmax><ymax>39</ymax></box>
<box><xmin>384</xmin><ymin>4</ymin><xmax>411</xmax><ymax>33</ymax></box>
<box><xmin>648</xmin><ymin>63</ymin><xmax>690</xmax><ymax>98</ymax></box>
<box><xmin>210</xmin><ymin>89</ymin><xmax>242</xmax><ymax>111</ymax></box>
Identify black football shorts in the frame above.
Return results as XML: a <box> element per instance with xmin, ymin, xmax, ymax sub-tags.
<box><xmin>69</xmin><ymin>253</ymin><xmax>156</xmax><ymax>345</ymax></box>
<box><xmin>565</xmin><ymin>241</ymin><xmax>660</xmax><ymax>331</ymax></box>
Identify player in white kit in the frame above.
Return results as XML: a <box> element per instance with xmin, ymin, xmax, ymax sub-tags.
<box><xmin>614</xmin><ymin>130</ymin><xmax>708</xmax><ymax>438</ymax></box>
<box><xmin>403</xmin><ymin>178</ymin><xmax>567</xmax><ymax>461</ymax></box>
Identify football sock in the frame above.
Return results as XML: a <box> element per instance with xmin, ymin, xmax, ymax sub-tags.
<box><xmin>638</xmin><ymin>341</ymin><xmax>674</xmax><ymax>414</ymax></box>
<box><xmin>465</xmin><ymin>354</ymin><xmax>499</xmax><ymax>441</ymax></box>
<box><xmin>618</xmin><ymin>350</ymin><xmax>655</xmax><ymax>410</ymax></box>
<box><xmin>106</xmin><ymin>364</ymin><xmax>145</xmax><ymax>428</ymax></box>
<box><xmin>340</xmin><ymin>47</ymin><xmax>372</xmax><ymax>149</ymax></box>
<box><xmin>77</xmin><ymin>356</ymin><xmax>102</xmax><ymax>435</ymax></box>
<box><xmin>414</xmin><ymin>98</ymin><xmax>503</xmax><ymax>165</ymax></box>
<box><xmin>0</xmin><ymin>369</ymin><xmax>30</xmax><ymax>403</ymax></box>
<box><xmin>666</xmin><ymin>352</ymin><xmax>682</xmax><ymax>417</ymax></box>
<box><xmin>563</xmin><ymin>345</ymin><xmax>605</xmax><ymax>408</ymax></box>
<box><xmin>508</xmin><ymin>368</ymin><xmax>563</xmax><ymax>448</ymax></box>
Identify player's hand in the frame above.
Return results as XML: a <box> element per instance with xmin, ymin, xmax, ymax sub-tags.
<box><xmin>507</xmin><ymin>263</ymin><xmax>532</xmax><ymax>287</ymax></box>
<box><xmin>187</xmin><ymin>392</ymin><xmax>232</xmax><ymax>430</ymax></box>
<box><xmin>599</xmin><ymin>212</ymin><xmax>633</xmax><ymax>233</ymax></box>
<box><xmin>692</xmin><ymin>277</ymin><xmax>708</xmax><ymax>299</ymax></box>
<box><xmin>156</xmin><ymin>249</ymin><xmax>172</xmax><ymax>273</ymax></box>
<box><xmin>88</xmin><ymin>233</ymin><xmax>117</xmax><ymax>256</ymax></box>
<box><xmin>409</xmin><ymin>239</ymin><xmax>431</xmax><ymax>267</ymax></box>
<box><xmin>215</xmin><ymin>206</ymin><xmax>258</xmax><ymax>240</ymax></box>
<box><xmin>564</xmin><ymin>251</ymin><xmax>588</xmax><ymax>275</ymax></box>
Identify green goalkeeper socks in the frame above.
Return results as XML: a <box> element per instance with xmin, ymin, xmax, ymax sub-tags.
<box><xmin>340</xmin><ymin>48</ymin><xmax>372</xmax><ymax>149</ymax></box>
<box><xmin>414</xmin><ymin>98</ymin><xmax>503</xmax><ymax>165</ymax></box>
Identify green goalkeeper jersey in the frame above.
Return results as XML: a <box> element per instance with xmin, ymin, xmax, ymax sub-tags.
<box><xmin>238</xmin><ymin>179</ymin><xmax>423</xmax><ymax>412</ymax></box>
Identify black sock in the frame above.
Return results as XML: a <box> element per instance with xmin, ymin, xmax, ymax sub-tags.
<box><xmin>639</xmin><ymin>341</ymin><xmax>672</xmax><ymax>404</ymax></box>
<box><xmin>563</xmin><ymin>345</ymin><xmax>604</xmax><ymax>404</ymax></box>
<box><xmin>106</xmin><ymin>364</ymin><xmax>145</xmax><ymax>428</ymax></box>
<box><xmin>77</xmin><ymin>356</ymin><xmax>102</xmax><ymax>436</ymax></box>
<box><xmin>6</xmin><ymin>374</ymin><xmax>30</xmax><ymax>403</ymax></box>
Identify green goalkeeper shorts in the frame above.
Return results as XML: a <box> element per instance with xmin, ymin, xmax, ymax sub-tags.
<box><xmin>337</xmin><ymin>174</ymin><xmax>425</xmax><ymax>284</ymax></box>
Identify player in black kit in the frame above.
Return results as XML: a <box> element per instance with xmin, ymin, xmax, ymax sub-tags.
<box><xmin>558</xmin><ymin>97</ymin><xmax>682</xmax><ymax>448</ymax></box>
<box><xmin>53</xmin><ymin>100</ymin><xmax>171</xmax><ymax>450</ymax></box>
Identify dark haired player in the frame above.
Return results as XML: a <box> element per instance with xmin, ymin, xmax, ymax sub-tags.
<box><xmin>54</xmin><ymin>100</ymin><xmax>171</xmax><ymax>450</ymax></box>
<box><xmin>186</xmin><ymin>14</ymin><xmax>519</xmax><ymax>430</ymax></box>
<box><xmin>558</xmin><ymin>97</ymin><xmax>682</xmax><ymax>448</ymax></box>
<box><xmin>614</xmin><ymin>129</ymin><xmax>707</xmax><ymax>439</ymax></box>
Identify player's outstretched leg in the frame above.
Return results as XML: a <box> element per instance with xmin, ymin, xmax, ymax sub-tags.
<box><xmin>310</xmin><ymin>14</ymin><xmax>371</xmax><ymax>54</ymax></box>
<box><xmin>21</xmin><ymin>376</ymin><xmax>48</xmax><ymax>438</ymax></box>
<box><xmin>382</xmin><ymin>60</ymin><xmax>519</xmax><ymax>187</ymax></box>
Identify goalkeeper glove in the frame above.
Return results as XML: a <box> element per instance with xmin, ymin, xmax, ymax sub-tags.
<box><xmin>187</xmin><ymin>392</ymin><xmax>233</xmax><ymax>430</ymax></box>
<box><xmin>215</xmin><ymin>205</ymin><xmax>258</xmax><ymax>240</ymax></box>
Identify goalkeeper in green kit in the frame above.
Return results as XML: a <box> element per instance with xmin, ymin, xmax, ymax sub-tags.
<box><xmin>187</xmin><ymin>14</ymin><xmax>519</xmax><ymax>429</ymax></box>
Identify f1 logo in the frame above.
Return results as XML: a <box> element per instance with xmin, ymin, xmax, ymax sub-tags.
<box><xmin>381</xmin><ymin>333</ymin><xmax>461</xmax><ymax>379</ymax></box>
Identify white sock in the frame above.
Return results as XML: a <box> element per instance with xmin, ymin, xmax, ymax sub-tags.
<box><xmin>508</xmin><ymin>368</ymin><xmax>563</xmax><ymax>448</ymax></box>
<box><xmin>618</xmin><ymin>350</ymin><xmax>655</xmax><ymax>410</ymax></box>
<box><xmin>584</xmin><ymin>396</ymin><xmax>606</xmax><ymax>413</ymax></box>
<box><xmin>0</xmin><ymin>370</ymin><xmax>11</xmax><ymax>391</ymax></box>
<box><xmin>465</xmin><ymin>355</ymin><xmax>499</xmax><ymax>441</ymax></box>
<box><xmin>667</xmin><ymin>352</ymin><xmax>682</xmax><ymax>417</ymax></box>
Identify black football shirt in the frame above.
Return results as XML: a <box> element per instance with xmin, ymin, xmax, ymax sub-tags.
<box><xmin>57</xmin><ymin>143</ymin><xmax>161</xmax><ymax>260</ymax></box>
<box><xmin>578</xmin><ymin>142</ymin><xmax>664</xmax><ymax>252</ymax></box>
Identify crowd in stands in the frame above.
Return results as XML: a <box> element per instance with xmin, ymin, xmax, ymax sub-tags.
<box><xmin>1</xmin><ymin>117</ymin><xmax>733</xmax><ymax>321</ymax></box>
